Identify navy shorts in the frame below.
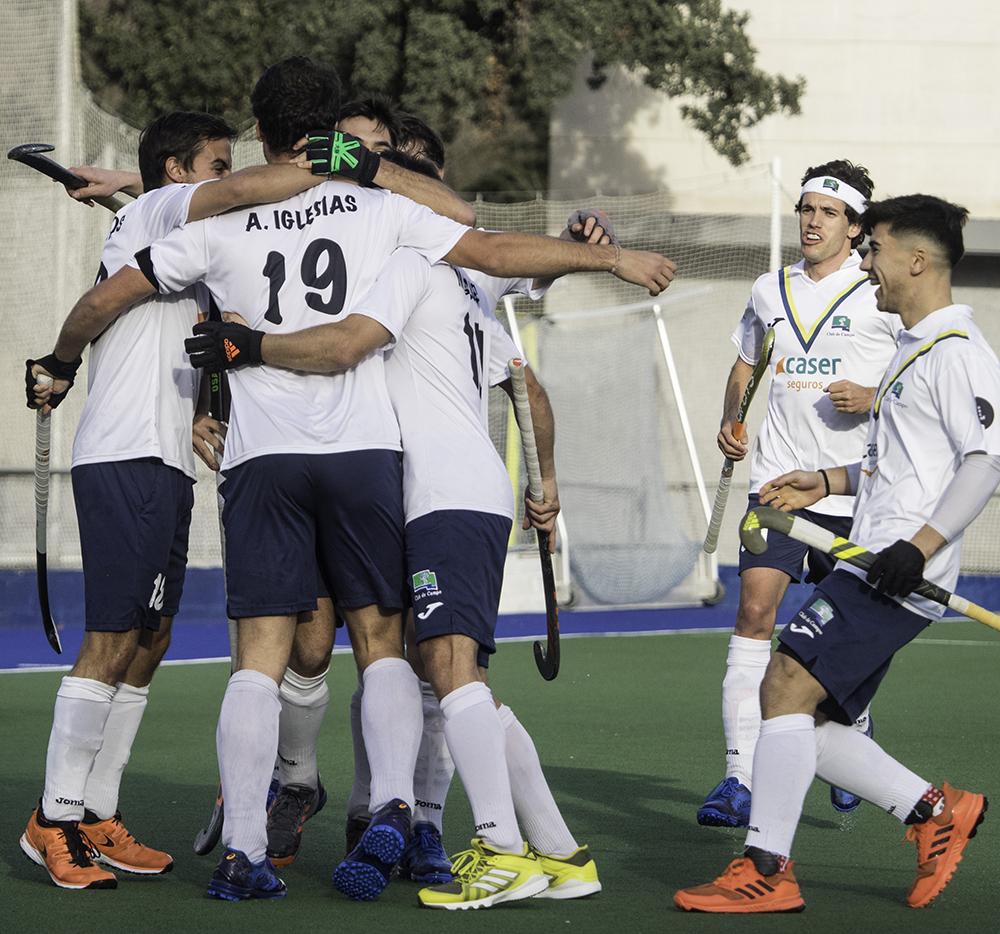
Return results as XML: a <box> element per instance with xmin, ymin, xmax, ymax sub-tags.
<box><xmin>220</xmin><ymin>450</ymin><xmax>406</xmax><ymax>619</ymax></box>
<box><xmin>778</xmin><ymin>569</ymin><xmax>931</xmax><ymax>724</ymax></box>
<box><xmin>407</xmin><ymin>510</ymin><xmax>511</xmax><ymax>669</ymax></box>
<box><xmin>739</xmin><ymin>494</ymin><xmax>852</xmax><ymax>584</ymax></box>
<box><xmin>72</xmin><ymin>458</ymin><xmax>194</xmax><ymax>632</ymax></box>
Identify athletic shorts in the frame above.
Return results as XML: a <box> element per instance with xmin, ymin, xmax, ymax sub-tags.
<box><xmin>406</xmin><ymin>510</ymin><xmax>511</xmax><ymax>669</ymax></box>
<box><xmin>738</xmin><ymin>494</ymin><xmax>852</xmax><ymax>584</ymax></box>
<box><xmin>778</xmin><ymin>569</ymin><xmax>932</xmax><ymax>724</ymax></box>
<box><xmin>220</xmin><ymin>450</ymin><xmax>406</xmax><ymax>619</ymax></box>
<box><xmin>72</xmin><ymin>457</ymin><xmax>194</xmax><ymax>632</ymax></box>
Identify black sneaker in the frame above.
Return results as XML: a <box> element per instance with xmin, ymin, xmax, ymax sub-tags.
<box><xmin>206</xmin><ymin>848</ymin><xmax>286</xmax><ymax>901</ymax></box>
<box><xmin>344</xmin><ymin>814</ymin><xmax>371</xmax><ymax>857</ymax></box>
<box><xmin>333</xmin><ymin>799</ymin><xmax>411</xmax><ymax>901</ymax></box>
<box><xmin>266</xmin><ymin>779</ymin><xmax>327</xmax><ymax>867</ymax></box>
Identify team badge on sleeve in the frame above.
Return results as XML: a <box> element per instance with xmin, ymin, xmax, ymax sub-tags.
<box><xmin>976</xmin><ymin>397</ymin><xmax>994</xmax><ymax>428</ymax></box>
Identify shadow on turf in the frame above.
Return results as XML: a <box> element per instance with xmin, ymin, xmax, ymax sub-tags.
<box><xmin>541</xmin><ymin>764</ymin><xmax>868</xmax><ymax>893</ymax></box>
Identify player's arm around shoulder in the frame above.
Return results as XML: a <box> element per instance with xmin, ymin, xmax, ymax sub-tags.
<box><xmin>185</xmin><ymin>164</ymin><xmax>326</xmax><ymax>223</ymax></box>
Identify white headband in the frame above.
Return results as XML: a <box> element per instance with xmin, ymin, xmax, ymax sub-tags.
<box><xmin>800</xmin><ymin>176</ymin><xmax>868</xmax><ymax>215</ymax></box>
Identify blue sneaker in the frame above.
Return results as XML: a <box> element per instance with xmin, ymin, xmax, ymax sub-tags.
<box><xmin>332</xmin><ymin>798</ymin><xmax>412</xmax><ymax>901</ymax></box>
<box><xmin>831</xmin><ymin>715</ymin><xmax>874</xmax><ymax>813</ymax></box>
<box><xmin>697</xmin><ymin>777</ymin><xmax>752</xmax><ymax>828</ymax></box>
<box><xmin>399</xmin><ymin>821</ymin><xmax>453</xmax><ymax>884</ymax></box>
<box><xmin>206</xmin><ymin>849</ymin><xmax>287</xmax><ymax>901</ymax></box>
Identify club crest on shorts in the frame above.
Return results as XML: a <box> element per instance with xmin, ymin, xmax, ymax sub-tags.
<box><xmin>412</xmin><ymin>569</ymin><xmax>440</xmax><ymax>596</ymax></box>
<box><xmin>795</xmin><ymin>596</ymin><xmax>834</xmax><ymax>636</ymax></box>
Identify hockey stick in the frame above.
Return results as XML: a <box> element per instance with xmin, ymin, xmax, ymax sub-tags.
<box><xmin>193</xmin><ymin>300</ymin><xmax>232</xmax><ymax>856</ymax></box>
<box><xmin>33</xmin><ymin>374</ymin><xmax>61</xmax><ymax>655</ymax></box>
<box><xmin>7</xmin><ymin>144</ymin><xmax>128</xmax><ymax>213</ymax></box>
<box><xmin>509</xmin><ymin>358</ymin><xmax>560</xmax><ymax>680</ymax></box>
<box><xmin>703</xmin><ymin>326</ymin><xmax>775</xmax><ymax>553</ymax></box>
<box><xmin>740</xmin><ymin>506</ymin><xmax>1000</xmax><ymax>632</ymax></box>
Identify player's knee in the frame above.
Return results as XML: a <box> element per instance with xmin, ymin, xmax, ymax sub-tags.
<box><xmin>760</xmin><ymin>651</ymin><xmax>823</xmax><ymax>716</ymax></box>
<box><xmin>72</xmin><ymin>630</ymin><xmax>140</xmax><ymax>685</ymax></box>
<box><xmin>421</xmin><ymin>635</ymin><xmax>479</xmax><ymax>699</ymax></box>
<box><xmin>734</xmin><ymin>600</ymin><xmax>777</xmax><ymax>639</ymax></box>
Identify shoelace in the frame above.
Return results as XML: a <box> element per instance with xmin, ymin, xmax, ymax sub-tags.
<box><xmin>415</xmin><ymin>826</ymin><xmax>448</xmax><ymax>860</ymax></box>
<box><xmin>61</xmin><ymin>825</ymin><xmax>99</xmax><ymax>868</ymax></box>
<box><xmin>449</xmin><ymin>847</ymin><xmax>486</xmax><ymax>882</ymax></box>
<box><xmin>269</xmin><ymin>788</ymin><xmax>312</xmax><ymax>829</ymax></box>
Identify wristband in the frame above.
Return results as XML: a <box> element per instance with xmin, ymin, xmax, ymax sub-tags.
<box><xmin>609</xmin><ymin>242</ymin><xmax>622</xmax><ymax>275</ymax></box>
<box><xmin>818</xmin><ymin>468</ymin><xmax>831</xmax><ymax>497</ymax></box>
<box><xmin>29</xmin><ymin>353</ymin><xmax>82</xmax><ymax>381</ymax></box>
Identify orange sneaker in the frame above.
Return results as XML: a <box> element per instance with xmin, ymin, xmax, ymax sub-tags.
<box><xmin>20</xmin><ymin>806</ymin><xmax>117</xmax><ymax>890</ymax></box>
<box><xmin>674</xmin><ymin>857</ymin><xmax>805</xmax><ymax>913</ymax></box>
<box><xmin>82</xmin><ymin>810</ymin><xmax>173</xmax><ymax>875</ymax></box>
<box><xmin>906</xmin><ymin>783</ymin><xmax>987</xmax><ymax>908</ymax></box>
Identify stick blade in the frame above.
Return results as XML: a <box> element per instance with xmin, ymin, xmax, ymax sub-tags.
<box><xmin>36</xmin><ymin>551</ymin><xmax>62</xmax><ymax>654</ymax></box>
<box><xmin>192</xmin><ymin>788</ymin><xmax>224</xmax><ymax>855</ymax></box>
<box><xmin>533</xmin><ymin>639</ymin><xmax>559</xmax><ymax>681</ymax></box>
<box><xmin>7</xmin><ymin>143</ymin><xmax>55</xmax><ymax>160</ymax></box>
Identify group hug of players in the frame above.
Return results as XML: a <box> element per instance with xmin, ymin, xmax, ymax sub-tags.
<box><xmin>20</xmin><ymin>54</ymin><xmax>999</xmax><ymax>915</ymax></box>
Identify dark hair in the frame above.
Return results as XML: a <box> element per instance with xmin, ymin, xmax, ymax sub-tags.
<box><xmin>379</xmin><ymin>148</ymin><xmax>440</xmax><ymax>181</ymax></box>
<box><xmin>862</xmin><ymin>195</ymin><xmax>968</xmax><ymax>268</ymax></box>
<box><xmin>338</xmin><ymin>95</ymin><xmax>401</xmax><ymax>148</ymax></box>
<box><xmin>396</xmin><ymin>112</ymin><xmax>445</xmax><ymax>171</ymax></box>
<box><xmin>251</xmin><ymin>56</ymin><xmax>342</xmax><ymax>155</ymax></box>
<box><xmin>797</xmin><ymin>159</ymin><xmax>875</xmax><ymax>248</ymax></box>
<box><xmin>137</xmin><ymin>111</ymin><xmax>237</xmax><ymax>192</ymax></box>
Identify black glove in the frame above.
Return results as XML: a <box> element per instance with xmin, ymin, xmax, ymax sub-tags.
<box><xmin>865</xmin><ymin>539</ymin><xmax>925</xmax><ymax>597</ymax></box>
<box><xmin>566</xmin><ymin>208</ymin><xmax>619</xmax><ymax>245</ymax></box>
<box><xmin>25</xmin><ymin>353</ymin><xmax>82</xmax><ymax>410</ymax></box>
<box><xmin>185</xmin><ymin>320</ymin><xmax>264</xmax><ymax>371</ymax></box>
<box><xmin>306</xmin><ymin>130</ymin><xmax>380</xmax><ymax>187</ymax></box>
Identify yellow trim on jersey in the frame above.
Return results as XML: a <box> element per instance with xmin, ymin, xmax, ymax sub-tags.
<box><xmin>778</xmin><ymin>267</ymin><xmax>869</xmax><ymax>352</ymax></box>
<box><xmin>873</xmin><ymin>329</ymin><xmax>969</xmax><ymax>418</ymax></box>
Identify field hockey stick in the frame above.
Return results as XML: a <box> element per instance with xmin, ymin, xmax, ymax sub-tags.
<box><xmin>8</xmin><ymin>144</ymin><xmax>129</xmax><ymax>213</ymax></box>
<box><xmin>740</xmin><ymin>506</ymin><xmax>1000</xmax><ymax>633</ymax></box>
<box><xmin>703</xmin><ymin>326</ymin><xmax>775</xmax><ymax>554</ymax></box>
<box><xmin>33</xmin><ymin>374</ymin><xmax>62</xmax><ymax>655</ymax></box>
<box><xmin>193</xmin><ymin>300</ymin><xmax>232</xmax><ymax>856</ymax></box>
<box><xmin>509</xmin><ymin>358</ymin><xmax>560</xmax><ymax>680</ymax></box>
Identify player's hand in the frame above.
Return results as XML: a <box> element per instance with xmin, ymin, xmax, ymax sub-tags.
<box><xmin>192</xmin><ymin>414</ymin><xmax>227</xmax><ymax>471</ymax></box>
<box><xmin>759</xmin><ymin>470</ymin><xmax>826</xmax><ymax>511</ymax></box>
<box><xmin>185</xmin><ymin>320</ymin><xmax>264</xmax><ymax>370</ymax></box>
<box><xmin>717</xmin><ymin>420</ymin><xmax>748</xmax><ymax>460</ymax></box>
<box><xmin>523</xmin><ymin>478</ymin><xmax>560</xmax><ymax>552</ymax></box>
<box><xmin>865</xmin><ymin>539</ymin><xmax>925</xmax><ymax>597</ymax></box>
<box><xmin>566</xmin><ymin>208</ymin><xmax>618</xmax><ymax>246</ymax></box>
<box><xmin>25</xmin><ymin>356</ymin><xmax>80</xmax><ymax>413</ymax></box>
<box><xmin>305</xmin><ymin>130</ymin><xmax>380</xmax><ymax>187</ymax></box>
<box><xmin>612</xmin><ymin>249</ymin><xmax>677</xmax><ymax>296</ymax></box>
<box><xmin>825</xmin><ymin>380</ymin><xmax>876</xmax><ymax>414</ymax></box>
<box><xmin>65</xmin><ymin>166</ymin><xmax>137</xmax><ymax>205</ymax></box>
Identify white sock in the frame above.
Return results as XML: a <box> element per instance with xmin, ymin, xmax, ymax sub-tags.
<box><xmin>744</xmin><ymin>714</ymin><xmax>816</xmax><ymax>858</ymax></box>
<box><xmin>277</xmin><ymin>667</ymin><xmax>329</xmax><ymax>788</ymax></box>
<box><xmin>346</xmin><ymin>681</ymin><xmax>372</xmax><ymax>819</ymax></box>
<box><xmin>441</xmin><ymin>683</ymin><xmax>521</xmax><ymax>853</ymax></box>
<box><xmin>413</xmin><ymin>680</ymin><xmax>454</xmax><ymax>831</ymax></box>
<box><xmin>815</xmin><ymin>720</ymin><xmax>929</xmax><ymax>822</ymax></box>
<box><xmin>83</xmin><ymin>682</ymin><xmax>149</xmax><ymax>819</ymax></box>
<box><xmin>853</xmin><ymin>705</ymin><xmax>872</xmax><ymax>734</ymax></box>
<box><xmin>497</xmin><ymin>703</ymin><xmax>578</xmax><ymax>858</ymax></box>
<box><xmin>42</xmin><ymin>677</ymin><xmax>117</xmax><ymax>821</ymax></box>
<box><xmin>362</xmin><ymin>658</ymin><xmax>423</xmax><ymax>812</ymax></box>
<box><xmin>218</xmin><ymin>669</ymin><xmax>281</xmax><ymax>864</ymax></box>
<box><xmin>722</xmin><ymin>635</ymin><xmax>770</xmax><ymax>788</ymax></box>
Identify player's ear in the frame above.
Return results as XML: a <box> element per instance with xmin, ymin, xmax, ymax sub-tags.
<box><xmin>910</xmin><ymin>246</ymin><xmax>928</xmax><ymax>275</ymax></box>
<box><xmin>163</xmin><ymin>155</ymin><xmax>185</xmax><ymax>184</ymax></box>
<box><xmin>847</xmin><ymin>221</ymin><xmax>862</xmax><ymax>243</ymax></box>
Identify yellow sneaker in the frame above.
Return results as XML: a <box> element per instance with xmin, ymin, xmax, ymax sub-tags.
<box><xmin>533</xmin><ymin>844</ymin><xmax>602</xmax><ymax>899</ymax></box>
<box><xmin>82</xmin><ymin>811</ymin><xmax>173</xmax><ymax>875</ymax></box>
<box><xmin>418</xmin><ymin>838</ymin><xmax>548</xmax><ymax>910</ymax></box>
<box><xmin>20</xmin><ymin>806</ymin><xmax>117</xmax><ymax>890</ymax></box>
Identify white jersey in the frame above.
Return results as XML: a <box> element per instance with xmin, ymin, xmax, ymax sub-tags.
<box><xmin>137</xmin><ymin>181</ymin><xmax>468</xmax><ymax>468</ymax></box>
<box><xmin>732</xmin><ymin>251</ymin><xmax>900</xmax><ymax>516</ymax></box>
<box><xmin>72</xmin><ymin>182</ymin><xmax>204</xmax><ymax>478</ymax></box>
<box><xmin>845</xmin><ymin>304</ymin><xmax>1000</xmax><ymax>618</ymax></box>
<box><xmin>351</xmin><ymin>248</ymin><xmax>526</xmax><ymax>523</ymax></box>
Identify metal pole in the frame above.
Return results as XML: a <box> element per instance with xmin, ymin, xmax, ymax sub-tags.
<box><xmin>769</xmin><ymin>156</ymin><xmax>783</xmax><ymax>272</ymax></box>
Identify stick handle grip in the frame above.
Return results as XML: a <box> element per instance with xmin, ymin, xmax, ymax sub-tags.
<box><xmin>34</xmin><ymin>375</ymin><xmax>53</xmax><ymax>555</ymax></box>
<box><xmin>509</xmin><ymin>358</ymin><xmax>543</xmax><ymax>502</ymax></box>
<box><xmin>703</xmin><ymin>459</ymin><xmax>734</xmax><ymax>554</ymax></box>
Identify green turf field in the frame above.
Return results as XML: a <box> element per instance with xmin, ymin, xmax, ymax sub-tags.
<box><xmin>3</xmin><ymin>623</ymin><xmax>998</xmax><ymax>933</ymax></box>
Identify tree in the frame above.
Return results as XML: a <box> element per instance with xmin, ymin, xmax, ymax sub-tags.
<box><xmin>80</xmin><ymin>0</ymin><xmax>803</xmax><ymax>194</ymax></box>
